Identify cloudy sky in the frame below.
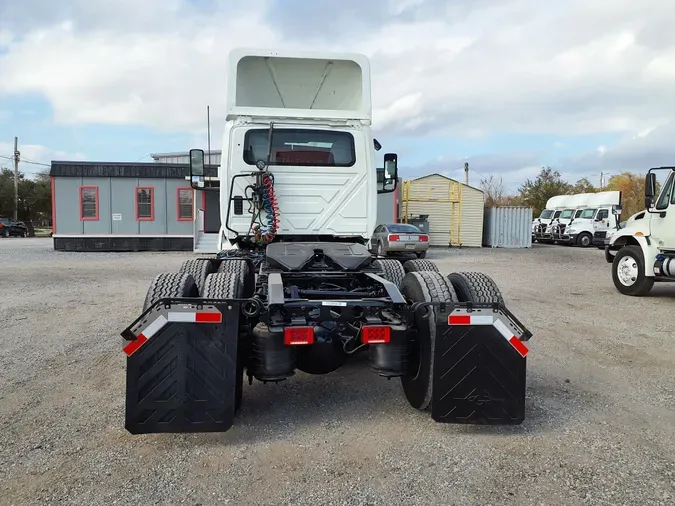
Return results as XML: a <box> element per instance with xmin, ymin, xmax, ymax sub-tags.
<box><xmin>1</xmin><ymin>0</ymin><xmax>674</xmax><ymax>190</ymax></box>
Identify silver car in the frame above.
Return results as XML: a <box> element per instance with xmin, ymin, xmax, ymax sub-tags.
<box><xmin>371</xmin><ymin>223</ymin><xmax>430</xmax><ymax>258</ymax></box>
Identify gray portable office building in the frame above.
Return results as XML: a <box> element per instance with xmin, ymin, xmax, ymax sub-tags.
<box><xmin>50</xmin><ymin>158</ymin><xmax>401</xmax><ymax>252</ymax></box>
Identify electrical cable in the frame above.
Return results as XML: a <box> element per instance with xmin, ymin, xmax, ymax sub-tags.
<box><xmin>252</xmin><ymin>172</ymin><xmax>280</xmax><ymax>245</ymax></box>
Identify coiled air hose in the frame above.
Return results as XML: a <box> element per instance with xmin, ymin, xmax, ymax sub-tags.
<box><xmin>253</xmin><ymin>173</ymin><xmax>280</xmax><ymax>245</ymax></box>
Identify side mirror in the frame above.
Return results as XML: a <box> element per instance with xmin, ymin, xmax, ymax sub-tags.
<box><xmin>612</xmin><ymin>205</ymin><xmax>622</xmax><ymax>215</ymax></box>
<box><xmin>189</xmin><ymin>149</ymin><xmax>205</xmax><ymax>189</ymax></box>
<box><xmin>645</xmin><ymin>172</ymin><xmax>656</xmax><ymax>209</ymax></box>
<box><xmin>378</xmin><ymin>153</ymin><xmax>398</xmax><ymax>194</ymax></box>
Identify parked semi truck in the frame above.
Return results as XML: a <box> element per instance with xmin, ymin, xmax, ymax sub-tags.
<box><xmin>119</xmin><ymin>48</ymin><xmax>533</xmax><ymax>434</ymax></box>
<box><xmin>533</xmin><ymin>191</ymin><xmax>622</xmax><ymax>247</ymax></box>
<box><xmin>532</xmin><ymin>194</ymin><xmax>569</xmax><ymax>243</ymax></box>
<box><xmin>606</xmin><ymin>167</ymin><xmax>675</xmax><ymax>296</ymax></box>
<box><xmin>556</xmin><ymin>191</ymin><xmax>622</xmax><ymax>247</ymax></box>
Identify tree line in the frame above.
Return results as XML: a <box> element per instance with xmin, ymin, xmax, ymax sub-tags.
<box><xmin>480</xmin><ymin>166</ymin><xmax>653</xmax><ymax>220</ymax></box>
<box><xmin>0</xmin><ymin>168</ymin><xmax>52</xmax><ymax>236</ymax></box>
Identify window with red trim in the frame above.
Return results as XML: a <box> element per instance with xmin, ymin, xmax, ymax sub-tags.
<box><xmin>177</xmin><ymin>188</ymin><xmax>193</xmax><ymax>220</ymax></box>
<box><xmin>136</xmin><ymin>187</ymin><xmax>154</xmax><ymax>220</ymax></box>
<box><xmin>79</xmin><ymin>186</ymin><xmax>99</xmax><ymax>221</ymax></box>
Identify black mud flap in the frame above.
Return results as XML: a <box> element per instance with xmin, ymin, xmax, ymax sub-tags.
<box><xmin>431</xmin><ymin>304</ymin><xmax>530</xmax><ymax>425</ymax></box>
<box><xmin>122</xmin><ymin>301</ymin><xmax>240</xmax><ymax>434</ymax></box>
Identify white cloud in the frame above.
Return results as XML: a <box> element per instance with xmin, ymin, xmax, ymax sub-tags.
<box><xmin>1</xmin><ymin>0</ymin><xmax>675</xmax><ymax>177</ymax></box>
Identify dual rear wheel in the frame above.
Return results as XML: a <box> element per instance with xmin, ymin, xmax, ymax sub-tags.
<box><xmin>371</xmin><ymin>259</ymin><xmax>504</xmax><ymax>411</ymax></box>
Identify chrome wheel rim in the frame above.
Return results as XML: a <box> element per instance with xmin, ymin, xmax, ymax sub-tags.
<box><xmin>618</xmin><ymin>255</ymin><xmax>639</xmax><ymax>286</ymax></box>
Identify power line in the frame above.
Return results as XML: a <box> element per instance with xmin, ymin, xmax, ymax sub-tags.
<box><xmin>22</xmin><ymin>159</ymin><xmax>51</xmax><ymax>167</ymax></box>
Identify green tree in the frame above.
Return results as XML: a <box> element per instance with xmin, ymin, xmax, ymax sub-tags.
<box><xmin>517</xmin><ymin>166</ymin><xmax>572</xmax><ymax>217</ymax></box>
<box><xmin>0</xmin><ymin>168</ymin><xmax>52</xmax><ymax>236</ymax></box>
<box><xmin>571</xmin><ymin>177</ymin><xmax>596</xmax><ymax>194</ymax></box>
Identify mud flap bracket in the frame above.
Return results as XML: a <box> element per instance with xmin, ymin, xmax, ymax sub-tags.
<box><xmin>431</xmin><ymin>304</ymin><xmax>528</xmax><ymax>425</ymax></box>
<box><xmin>123</xmin><ymin>301</ymin><xmax>240</xmax><ymax>434</ymax></box>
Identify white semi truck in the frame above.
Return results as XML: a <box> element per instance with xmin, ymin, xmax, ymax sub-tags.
<box><xmin>532</xmin><ymin>194</ymin><xmax>571</xmax><ymax>243</ymax></box>
<box><xmin>556</xmin><ymin>191</ymin><xmax>622</xmax><ymax>247</ymax></box>
<box><xmin>119</xmin><ymin>48</ymin><xmax>533</xmax><ymax>435</ymax></box>
<box><xmin>606</xmin><ymin>167</ymin><xmax>675</xmax><ymax>296</ymax></box>
<box><xmin>533</xmin><ymin>191</ymin><xmax>622</xmax><ymax>247</ymax></box>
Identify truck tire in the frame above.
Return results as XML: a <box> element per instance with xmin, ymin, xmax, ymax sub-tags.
<box><xmin>403</xmin><ymin>259</ymin><xmax>439</xmax><ymax>273</ymax></box>
<box><xmin>179</xmin><ymin>259</ymin><xmax>216</xmax><ymax>295</ymax></box>
<box><xmin>218</xmin><ymin>259</ymin><xmax>254</xmax><ymax>297</ymax></box>
<box><xmin>398</xmin><ymin>271</ymin><xmax>458</xmax><ymax>411</ymax></box>
<box><xmin>577</xmin><ymin>232</ymin><xmax>593</xmax><ymax>248</ymax></box>
<box><xmin>142</xmin><ymin>272</ymin><xmax>199</xmax><ymax>312</ymax></box>
<box><xmin>612</xmin><ymin>245</ymin><xmax>654</xmax><ymax>296</ymax></box>
<box><xmin>203</xmin><ymin>272</ymin><xmax>245</xmax><ymax>299</ymax></box>
<box><xmin>372</xmin><ymin>259</ymin><xmax>405</xmax><ymax>287</ymax></box>
<box><xmin>203</xmin><ymin>272</ymin><xmax>245</xmax><ymax>412</ymax></box>
<box><xmin>447</xmin><ymin>272</ymin><xmax>504</xmax><ymax>305</ymax></box>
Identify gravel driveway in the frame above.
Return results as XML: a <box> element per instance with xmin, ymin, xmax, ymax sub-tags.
<box><xmin>0</xmin><ymin>238</ymin><xmax>673</xmax><ymax>505</ymax></box>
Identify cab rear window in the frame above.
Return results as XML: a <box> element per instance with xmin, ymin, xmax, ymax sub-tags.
<box><xmin>243</xmin><ymin>129</ymin><xmax>356</xmax><ymax>167</ymax></box>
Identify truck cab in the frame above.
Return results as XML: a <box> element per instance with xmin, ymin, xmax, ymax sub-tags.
<box><xmin>549</xmin><ymin>207</ymin><xmax>576</xmax><ymax>242</ymax></box>
<box><xmin>532</xmin><ymin>208</ymin><xmax>555</xmax><ymax>242</ymax></box>
<box><xmin>550</xmin><ymin>191</ymin><xmax>622</xmax><ymax>247</ymax></box>
<box><xmin>607</xmin><ymin>167</ymin><xmax>675</xmax><ymax>295</ymax></box>
<box><xmin>194</xmin><ymin>48</ymin><xmax>395</xmax><ymax>251</ymax></box>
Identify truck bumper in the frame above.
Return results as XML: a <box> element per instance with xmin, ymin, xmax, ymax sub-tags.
<box><xmin>593</xmin><ymin>232</ymin><xmax>609</xmax><ymax>246</ymax></box>
<box><xmin>121</xmin><ymin>298</ymin><xmax>531</xmax><ymax>434</ymax></box>
<box><xmin>552</xmin><ymin>233</ymin><xmax>576</xmax><ymax>244</ymax></box>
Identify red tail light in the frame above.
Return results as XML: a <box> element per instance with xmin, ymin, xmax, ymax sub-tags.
<box><xmin>361</xmin><ymin>325</ymin><xmax>391</xmax><ymax>344</ymax></box>
<box><xmin>388</xmin><ymin>234</ymin><xmax>400</xmax><ymax>241</ymax></box>
<box><xmin>419</xmin><ymin>235</ymin><xmax>428</xmax><ymax>242</ymax></box>
<box><xmin>284</xmin><ymin>326</ymin><xmax>314</xmax><ymax>345</ymax></box>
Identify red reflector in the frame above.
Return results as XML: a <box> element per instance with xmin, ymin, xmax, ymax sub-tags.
<box><xmin>388</xmin><ymin>234</ymin><xmax>400</xmax><ymax>241</ymax></box>
<box><xmin>361</xmin><ymin>325</ymin><xmax>391</xmax><ymax>344</ymax></box>
<box><xmin>509</xmin><ymin>336</ymin><xmax>529</xmax><ymax>357</ymax></box>
<box><xmin>448</xmin><ymin>315</ymin><xmax>471</xmax><ymax>325</ymax></box>
<box><xmin>196</xmin><ymin>312</ymin><xmax>222</xmax><ymax>323</ymax></box>
<box><xmin>284</xmin><ymin>326</ymin><xmax>314</xmax><ymax>345</ymax></box>
<box><xmin>123</xmin><ymin>334</ymin><xmax>148</xmax><ymax>357</ymax></box>
<box><xmin>419</xmin><ymin>235</ymin><xmax>428</xmax><ymax>242</ymax></box>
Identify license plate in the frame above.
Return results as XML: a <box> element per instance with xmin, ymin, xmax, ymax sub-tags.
<box><xmin>405</xmin><ymin>243</ymin><xmax>416</xmax><ymax>249</ymax></box>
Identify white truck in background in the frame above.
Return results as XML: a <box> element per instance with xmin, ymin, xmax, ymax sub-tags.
<box><xmin>606</xmin><ymin>167</ymin><xmax>675</xmax><ymax>296</ymax></box>
<box><xmin>533</xmin><ymin>191</ymin><xmax>622</xmax><ymax>247</ymax></box>
<box><xmin>532</xmin><ymin>195</ymin><xmax>571</xmax><ymax>243</ymax></box>
<box><xmin>558</xmin><ymin>191</ymin><xmax>622</xmax><ymax>248</ymax></box>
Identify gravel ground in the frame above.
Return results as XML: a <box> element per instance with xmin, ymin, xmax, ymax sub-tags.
<box><xmin>0</xmin><ymin>238</ymin><xmax>674</xmax><ymax>506</ymax></box>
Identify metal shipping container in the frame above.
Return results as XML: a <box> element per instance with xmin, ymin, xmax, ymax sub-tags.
<box><xmin>483</xmin><ymin>206</ymin><xmax>533</xmax><ymax>248</ymax></box>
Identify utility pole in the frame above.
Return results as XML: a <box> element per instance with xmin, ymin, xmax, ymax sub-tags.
<box><xmin>13</xmin><ymin>136</ymin><xmax>19</xmax><ymax>221</ymax></box>
<box><xmin>600</xmin><ymin>171</ymin><xmax>603</xmax><ymax>190</ymax></box>
<box><xmin>464</xmin><ymin>162</ymin><xmax>469</xmax><ymax>186</ymax></box>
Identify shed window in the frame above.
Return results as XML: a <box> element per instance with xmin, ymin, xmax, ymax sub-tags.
<box><xmin>136</xmin><ymin>187</ymin><xmax>154</xmax><ymax>220</ymax></box>
<box><xmin>177</xmin><ymin>188</ymin><xmax>193</xmax><ymax>220</ymax></box>
<box><xmin>79</xmin><ymin>186</ymin><xmax>99</xmax><ymax>220</ymax></box>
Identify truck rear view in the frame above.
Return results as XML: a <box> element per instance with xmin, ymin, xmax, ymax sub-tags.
<box><xmin>120</xmin><ymin>48</ymin><xmax>533</xmax><ymax>435</ymax></box>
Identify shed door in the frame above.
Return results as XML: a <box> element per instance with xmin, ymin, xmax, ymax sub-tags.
<box><xmin>204</xmin><ymin>191</ymin><xmax>221</xmax><ymax>233</ymax></box>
